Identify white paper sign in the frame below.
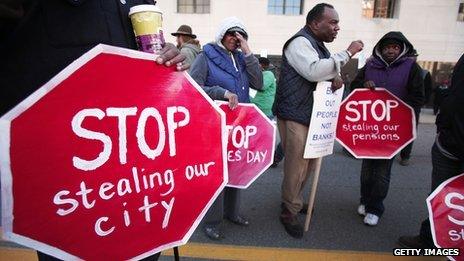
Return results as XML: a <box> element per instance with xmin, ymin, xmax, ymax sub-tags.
<box><xmin>304</xmin><ymin>82</ymin><xmax>344</xmax><ymax>159</ymax></box>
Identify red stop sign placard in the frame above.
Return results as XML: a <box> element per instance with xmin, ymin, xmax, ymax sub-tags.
<box><xmin>336</xmin><ymin>88</ymin><xmax>416</xmax><ymax>159</ymax></box>
<box><xmin>427</xmin><ymin>173</ymin><xmax>464</xmax><ymax>261</ymax></box>
<box><xmin>218</xmin><ymin>103</ymin><xmax>276</xmax><ymax>189</ymax></box>
<box><xmin>0</xmin><ymin>45</ymin><xmax>227</xmax><ymax>260</ymax></box>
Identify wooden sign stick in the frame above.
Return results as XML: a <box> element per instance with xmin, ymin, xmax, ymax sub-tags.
<box><xmin>304</xmin><ymin>157</ymin><xmax>323</xmax><ymax>232</ymax></box>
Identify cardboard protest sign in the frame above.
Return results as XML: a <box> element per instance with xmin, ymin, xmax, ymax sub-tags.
<box><xmin>303</xmin><ymin>82</ymin><xmax>344</xmax><ymax>231</ymax></box>
<box><xmin>0</xmin><ymin>44</ymin><xmax>227</xmax><ymax>260</ymax></box>
<box><xmin>336</xmin><ymin>88</ymin><xmax>416</xmax><ymax>159</ymax></box>
<box><xmin>304</xmin><ymin>82</ymin><xmax>344</xmax><ymax>159</ymax></box>
<box><xmin>427</xmin><ymin>173</ymin><xmax>464</xmax><ymax>261</ymax></box>
<box><xmin>218</xmin><ymin>102</ymin><xmax>276</xmax><ymax>189</ymax></box>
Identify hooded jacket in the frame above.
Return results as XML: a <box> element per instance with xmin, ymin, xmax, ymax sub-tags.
<box><xmin>351</xmin><ymin>31</ymin><xmax>425</xmax><ymax>109</ymax></box>
<box><xmin>189</xmin><ymin>17</ymin><xmax>262</xmax><ymax>103</ymax></box>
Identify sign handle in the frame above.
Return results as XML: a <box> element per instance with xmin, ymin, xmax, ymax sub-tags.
<box><xmin>174</xmin><ymin>247</ymin><xmax>180</xmax><ymax>261</ymax></box>
<box><xmin>304</xmin><ymin>157</ymin><xmax>323</xmax><ymax>232</ymax></box>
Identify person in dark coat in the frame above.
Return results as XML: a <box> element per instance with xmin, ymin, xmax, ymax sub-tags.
<box><xmin>422</xmin><ymin>69</ymin><xmax>433</xmax><ymax>106</ymax></box>
<box><xmin>433</xmin><ymin>79</ymin><xmax>450</xmax><ymax>115</ymax></box>
<box><xmin>0</xmin><ymin>0</ymin><xmax>187</xmax><ymax>117</ymax></box>
<box><xmin>0</xmin><ymin>1</ymin><xmax>187</xmax><ymax>260</ymax></box>
<box><xmin>398</xmin><ymin>53</ymin><xmax>464</xmax><ymax>248</ymax></box>
<box><xmin>398</xmin><ymin>50</ymin><xmax>432</xmax><ymax>166</ymax></box>
<box><xmin>350</xmin><ymin>31</ymin><xmax>425</xmax><ymax>226</ymax></box>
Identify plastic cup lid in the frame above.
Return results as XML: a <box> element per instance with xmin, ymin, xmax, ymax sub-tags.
<box><xmin>129</xmin><ymin>4</ymin><xmax>162</xmax><ymax>16</ymax></box>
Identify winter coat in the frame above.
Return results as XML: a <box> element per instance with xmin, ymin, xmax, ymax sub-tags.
<box><xmin>202</xmin><ymin>43</ymin><xmax>252</xmax><ymax>103</ymax></box>
<box><xmin>436</xmin><ymin>53</ymin><xmax>464</xmax><ymax>160</ymax></box>
<box><xmin>189</xmin><ymin>17</ymin><xmax>262</xmax><ymax>103</ymax></box>
<box><xmin>0</xmin><ymin>0</ymin><xmax>155</xmax><ymax>116</ymax></box>
<box><xmin>180</xmin><ymin>40</ymin><xmax>201</xmax><ymax>67</ymax></box>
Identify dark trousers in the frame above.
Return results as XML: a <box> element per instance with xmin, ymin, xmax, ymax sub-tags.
<box><xmin>400</xmin><ymin>142</ymin><xmax>414</xmax><ymax>160</ymax></box>
<box><xmin>204</xmin><ymin>187</ymin><xmax>241</xmax><ymax>227</ymax></box>
<box><xmin>400</xmin><ymin>108</ymin><xmax>421</xmax><ymax>160</ymax></box>
<box><xmin>360</xmin><ymin>158</ymin><xmax>395</xmax><ymax>217</ymax></box>
<box><xmin>419</xmin><ymin>143</ymin><xmax>464</xmax><ymax>246</ymax></box>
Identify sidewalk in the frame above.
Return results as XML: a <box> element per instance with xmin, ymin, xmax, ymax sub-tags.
<box><xmin>419</xmin><ymin>108</ymin><xmax>436</xmax><ymax>124</ymax></box>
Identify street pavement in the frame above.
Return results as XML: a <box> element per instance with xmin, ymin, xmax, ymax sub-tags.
<box><xmin>0</xmin><ymin>110</ymin><xmax>445</xmax><ymax>260</ymax></box>
<box><xmin>189</xmin><ymin>111</ymin><xmax>436</xmax><ymax>253</ymax></box>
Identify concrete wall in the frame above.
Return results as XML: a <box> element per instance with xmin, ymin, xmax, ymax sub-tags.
<box><xmin>157</xmin><ymin>0</ymin><xmax>464</xmax><ymax>63</ymax></box>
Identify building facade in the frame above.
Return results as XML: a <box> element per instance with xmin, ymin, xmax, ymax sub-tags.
<box><xmin>158</xmin><ymin>0</ymin><xmax>463</xmax><ymax>84</ymax></box>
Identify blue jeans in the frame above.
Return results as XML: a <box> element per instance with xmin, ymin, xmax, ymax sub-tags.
<box><xmin>360</xmin><ymin>158</ymin><xmax>395</xmax><ymax>217</ymax></box>
<box><xmin>419</xmin><ymin>142</ymin><xmax>464</xmax><ymax>246</ymax></box>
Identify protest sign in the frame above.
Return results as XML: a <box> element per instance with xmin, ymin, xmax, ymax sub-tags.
<box><xmin>0</xmin><ymin>44</ymin><xmax>227</xmax><ymax>260</ymax></box>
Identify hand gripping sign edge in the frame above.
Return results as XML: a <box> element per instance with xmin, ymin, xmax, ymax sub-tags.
<box><xmin>0</xmin><ymin>44</ymin><xmax>228</xmax><ymax>260</ymax></box>
<box><xmin>426</xmin><ymin>173</ymin><xmax>464</xmax><ymax>261</ymax></box>
<box><xmin>216</xmin><ymin>101</ymin><xmax>276</xmax><ymax>189</ymax></box>
<box><xmin>335</xmin><ymin>88</ymin><xmax>417</xmax><ymax>159</ymax></box>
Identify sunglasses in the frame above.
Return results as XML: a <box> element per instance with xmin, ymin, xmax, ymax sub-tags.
<box><xmin>225</xmin><ymin>31</ymin><xmax>246</xmax><ymax>38</ymax></box>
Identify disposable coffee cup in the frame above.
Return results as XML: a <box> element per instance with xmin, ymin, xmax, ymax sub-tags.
<box><xmin>129</xmin><ymin>5</ymin><xmax>165</xmax><ymax>54</ymax></box>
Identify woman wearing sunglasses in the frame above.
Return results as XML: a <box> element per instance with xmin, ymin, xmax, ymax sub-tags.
<box><xmin>190</xmin><ymin>16</ymin><xmax>263</xmax><ymax>240</ymax></box>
